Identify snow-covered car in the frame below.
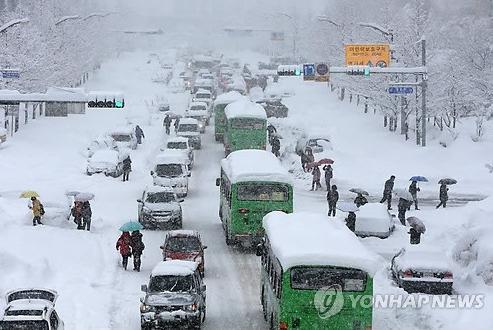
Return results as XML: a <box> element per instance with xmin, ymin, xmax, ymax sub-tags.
<box><xmin>0</xmin><ymin>288</ymin><xmax>64</xmax><ymax>330</ymax></box>
<box><xmin>391</xmin><ymin>248</ymin><xmax>454</xmax><ymax>294</ymax></box>
<box><xmin>157</xmin><ymin>148</ymin><xmax>193</xmax><ymax>172</ymax></box>
<box><xmin>256</xmin><ymin>99</ymin><xmax>288</xmax><ymax>118</ymax></box>
<box><xmin>192</xmin><ymin>79</ymin><xmax>214</xmax><ymax>96</ymax></box>
<box><xmin>160</xmin><ymin>230</ymin><xmax>207</xmax><ymax>277</ymax></box>
<box><xmin>163</xmin><ymin>137</ymin><xmax>194</xmax><ymax>169</ymax></box>
<box><xmin>187</xmin><ymin>101</ymin><xmax>210</xmax><ymax>125</ymax></box>
<box><xmin>138</xmin><ymin>187</ymin><xmax>183</xmax><ymax>230</ymax></box>
<box><xmin>108</xmin><ymin>127</ymin><xmax>138</xmax><ymax>150</ymax></box>
<box><xmin>295</xmin><ymin>133</ymin><xmax>332</xmax><ymax>155</ymax></box>
<box><xmin>354</xmin><ymin>203</ymin><xmax>395</xmax><ymax>238</ymax></box>
<box><xmin>176</xmin><ymin>118</ymin><xmax>201</xmax><ymax>150</ymax></box>
<box><xmin>86</xmin><ymin>149</ymin><xmax>125</xmax><ymax>177</ymax></box>
<box><xmin>193</xmin><ymin>89</ymin><xmax>213</xmax><ymax>110</ymax></box>
<box><xmin>86</xmin><ymin>135</ymin><xmax>118</xmax><ymax>157</ymax></box>
<box><xmin>157</xmin><ymin>98</ymin><xmax>170</xmax><ymax>112</ymax></box>
<box><xmin>140</xmin><ymin>260</ymin><xmax>206</xmax><ymax>329</ymax></box>
<box><xmin>151</xmin><ymin>152</ymin><xmax>190</xmax><ymax>197</ymax></box>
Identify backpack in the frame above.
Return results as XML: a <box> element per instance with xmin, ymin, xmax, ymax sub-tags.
<box><xmin>39</xmin><ymin>203</ymin><xmax>45</xmax><ymax>216</ymax></box>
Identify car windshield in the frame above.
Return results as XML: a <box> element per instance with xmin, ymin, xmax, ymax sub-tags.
<box><xmin>155</xmin><ymin>164</ymin><xmax>183</xmax><ymax>177</ymax></box>
<box><xmin>167</xmin><ymin>142</ymin><xmax>188</xmax><ymax>150</ymax></box>
<box><xmin>0</xmin><ymin>321</ymin><xmax>49</xmax><ymax>330</ymax></box>
<box><xmin>237</xmin><ymin>184</ymin><xmax>289</xmax><ymax>201</ymax></box>
<box><xmin>230</xmin><ymin>118</ymin><xmax>264</xmax><ymax>130</ymax></box>
<box><xmin>196</xmin><ymin>93</ymin><xmax>210</xmax><ymax>99</ymax></box>
<box><xmin>5</xmin><ymin>310</ymin><xmax>44</xmax><ymax>316</ymax></box>
<box><xmin>190</xmin><ymin>105</ymin><xmax>206</xmax><ymax>111</ymax></box>
<box><xmin>291</xmin><ymin>267</ymin><xmax>367</xmax><ymax>291</ymax></box>
<box><xmin>146</xmin><ymin>192</ymin><xmax>175</xmax><ymax>203</ymax></box>
<box><xmin>112</xmin><ymin>134</ymin><xmax>132</xmax><ymax>142</ymax></box>
<box><xmin>149</xmin><ymin>275</ymin><xmax>193</xmax><ymax>293</ymax></box>
<box><xmin>178</xmin><ymin>124</ymin><xmax>198</xmax><ymax>132</ymax></box>
<box><xmin>167</xmin><ymin>236</ymin><xmax>201</xmax><ymax>252</ymax></box>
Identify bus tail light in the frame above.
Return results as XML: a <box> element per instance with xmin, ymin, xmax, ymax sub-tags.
<box><xmin>401</xmin><ymin>270</ymin><xmax>413</xmax><ymax>278</ymax></box>
<box><xmin>238</xmin><ymin>208</ymin><xmax>249</xmax><ymax>214</ymax></box>
<box><xmin>443</xmin><ymin>272</ymin><xmax>453</xmax><ymax>279</ymax></box>
<box><xmin>279</xmin><ymin>321</ymin><xmax>288</xmax><ymax>330</ymax></box>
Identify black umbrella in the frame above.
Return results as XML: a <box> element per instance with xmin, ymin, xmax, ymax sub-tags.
<box><xmin>438</xmin><ymin>178</ymin><xmax>457</xmax><ymax>185</ymax></box>
<box><xmin>406</xmin><ymin>216</ymin><xmax>426</xmax><ymax>234</ymax></box>
<box><xmin>349</xmin><ymin>188</ymin><xmax>369</xmax><ymax>196</ymax></box>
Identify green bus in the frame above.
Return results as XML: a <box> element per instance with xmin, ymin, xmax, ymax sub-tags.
<box><xmin>257</xmin><ymin>211</ymin><xmax>378</xmax><ymax>330</ymax></box>
<box><xmin>213</xmin><ymin>91</ymin><xmax>244</xmax><ymax>142</ymax></box>
<box><xmin>216</xmin><ymin>150</ymin><xmax>293</xmax><ymax>246</ymax></box>
<box><xmin>224</xmin><ymin>100</ymin><xmax>267</xmax><ymax>155</ymax></box>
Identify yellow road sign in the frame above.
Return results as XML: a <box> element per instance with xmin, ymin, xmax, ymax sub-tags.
<box><xmin>345</xmin><ymin>44</ymin><xmax>390</xmax><ymax>67</ymax></box>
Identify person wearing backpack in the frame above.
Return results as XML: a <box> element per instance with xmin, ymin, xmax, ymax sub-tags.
<box><xmin>29</xmin><ymin>196</ymin><xmax>44</xmax><ymax>226</ymax></box>
<box><xmin>130</xmin><ymin>231</ymin><xmax>145</xmax><ymax>272</ymax></box>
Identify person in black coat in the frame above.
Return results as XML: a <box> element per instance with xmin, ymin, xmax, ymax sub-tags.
<box><xmin>81</xmin><ymin>201</ymin><xmax>92</xmax><ymax>231</ymax></box>
<box><xmin>130</xmin><ymin>231</ymin><xmax>145</xmax><ymax>272</ymax></box>
<box><xmin>122</xmin><ymin>156</ymin><xmax>132</xmax><ymax>182</ymax></box>
<box><xmin>271</xmin><ymin>136</ymin><xmax>280</xmax><ymax>157</ymax></box>
<box><xmin>135</xmin><ymin>125</ymin><xmax>145</xmax><ymax>144</ymax></box>
<box><xmin>267</xmin><ymin>124</ymin><xmax>277</xmax><ymax>144</ymax></box>
<box><xmin>163</xmin><ymin>115</ymin><xmax>172</xmax><ymax>135</ymax></box>
<box><xmin>409</xmin><ymin>227</ymin><xmax>421</xmax><ymax>244</ymax></box>
<box><xmin>345</xmin><ymin>211</ymin><xmax>356</xmax><ymax>232</ymax></box>
<box><xmin>436</xmin><ymin>183</ymin><xmax>449</xmax><ymax>208</ymax></box>
<box><xmin>380</xmin><ymin>175</ymin><xmax>395</xmax><ymax>210</ymax></box>
<box><xmin>409</xmin><ymin>181</ymin><xmax>420</xmax><ymax>210</ymax></box>
<box><xmin>397</xmin><ymin>198</ymin><xmax>409</xmax><ymax>226</ymax></box>
<box><xmin>327</xmin><ymin>185</ymin><xmax>339</xmax><ymax>217</ymax></box>
<box><xmin>323</xmin><ymin>165</ymin><xmax>333</xmax><ymax>191</ymax></box>
<box><xmin>354</xmin><ymin>193</ymin><xmax>368</xmax><ymax>207</ymax></box>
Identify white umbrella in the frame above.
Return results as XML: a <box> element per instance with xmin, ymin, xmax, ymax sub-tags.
<box><xmin>74</xmin><ymin>192</ymin><xmax>95</xmax><ymax>202</ymax></box>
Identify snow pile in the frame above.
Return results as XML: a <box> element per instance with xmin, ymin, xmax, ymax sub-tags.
<box><xmin>355</xmin><ymin>203</ymin><xmax>394</xmax><ymax>238</ymax></box>
<box><xmin>213</xmin><ymin>91</ymin><xmax>244</xmax><ymax>106</ymax></box>
<box><xmin>263</xmin><ymin>211</ymin><xmax>382</xmax><ymax>275</ymax></box>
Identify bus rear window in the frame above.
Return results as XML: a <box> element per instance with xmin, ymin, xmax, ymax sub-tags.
<box><xmin>230</xmin><ymin>118</ymin><xmax>264</xmax><ymax>129</ymax></box>
<box><xmin>291</xmin><ymin>267</ymin><xmax>367</xmax><ymax>291</ymax></box>
<box><xmin>237</xmin><ymin>184</ymin><xmax>288</xmax><ymax>201</ymax></box>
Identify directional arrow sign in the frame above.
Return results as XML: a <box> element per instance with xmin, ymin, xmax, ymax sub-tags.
<box><xmin>388</xmin><ymin>86</ymin><xmax>414</xmax><ymax>94</ymax></box>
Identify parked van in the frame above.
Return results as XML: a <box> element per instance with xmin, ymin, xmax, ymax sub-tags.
<box><xmin>151</xmin><ymin>152</ymin><xmax>190</xmax><ymax>197</ymax></box>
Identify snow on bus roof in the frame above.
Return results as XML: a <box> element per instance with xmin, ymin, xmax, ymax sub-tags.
<box><xmin>214</xmin><ymin>91</ymin><xmax>245</xmax><ymax>105</ymax></box>
<box><xmin>151</xmin><ymin>260</ymin><xmax>198</xmax><ymax>277</ymax></box>
<box><xmin>221</xmin><ymin>150</ymin><xmax>291</xmax><ymax>184</ymax></box>
<box><xmin>263</xmin><ymin>211</ymin><xmax>379</xmax><ymax>275</ymax></box>
<box><xmin>224</xmin><ymin>99</ymin><xmax>267</xmax><ymax>120</ymax></box>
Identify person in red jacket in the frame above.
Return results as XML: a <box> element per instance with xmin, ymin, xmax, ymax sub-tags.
<box><xmin>116</xmin><ymin>232</ymin><xmax>132</xmax><ymax>270</ymax></box>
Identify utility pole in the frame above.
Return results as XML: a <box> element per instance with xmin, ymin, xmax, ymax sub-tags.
<box><xmin>421</xmin><ymin>38</ymin><xmax>427</xmax><ymax>147</ymax></box>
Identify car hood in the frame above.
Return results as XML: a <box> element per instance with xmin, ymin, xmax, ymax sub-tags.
<box><xmin>145</xmin><ymin>292</ymin><xmax>195</xmax><ymax>306</ymax></box>
<box><xmin>153</xmin><ymin>176</ymin><xmax>187</xmax><ymax>184</ymax></box>
<box><xmin>143</xmin><ymin>202</ymin><xmax>180</xmax><ymax>212</ymax></box>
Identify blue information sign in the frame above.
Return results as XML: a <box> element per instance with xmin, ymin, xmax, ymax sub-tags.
<box><xmin>388</xmin><ymin>86</ymin><xmax>414</xmax><ymax>94</ymax></box>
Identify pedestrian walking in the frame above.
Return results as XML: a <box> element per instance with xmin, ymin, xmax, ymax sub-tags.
<box><xmin>271</xmin><ymin>136</ymin><xmax>280</xmax><ymax>157</ymax></box>
<box><xmin>408</xmin><ymin>181</ymin><xmax>420</xmax><ymax>210</ymax></box>
<box><xmin>345</xmin><ymin>211</ymin><xmax>356</xmax><ymax>232</ymax></box>
<box><xmin>163</xmin><ymin>115</ymin><xmax>172</xmax><ymax>135</ymax></box>
<box><xmin>135</xmin><ymin>125</ymin><xmax>145</xmax><ymax>144</ymax></box>
<box><xmin>71</xmin><ymin>201</ymin><xmax>83</xmax><ymax>229</ymax></box>
<box><xmin>122</xmin><ymin>155</ymin><xmax>132</xmax><ymax>182</ymax></box>
<box><xmin>397</xmin><ymin>198</ymin><xmax>410</xmax><ymax>226</ymax></box>
<box><xmin>174</xmin><ymin>118</ymin><xmax>180</xmax><ymax>132</ymax></box>
<box><xmin>323</xmin><ymin>164</ymin><xmax>333</xmax><ymax>191</ymax></box>
<box><xmin>436</xmin><ymin>183</ymin><xmax>449</xmax><ymax>208</ymax></box>
<box><xmin>409</xmin><ymin>227</ymin><xmax>421</xmax><ymax>244</ymax></box>
<box><xmin>311</xmin><ymin>166</ymin><xmax>322</xmax><ymax>191</ymax></box>
<box><xmin>303</xmin><ymin>148</ymin><xmax>314</xmax><ymax>172</ymax></box>
<box><xmin>81</xmin><ymin>201</ymin><xmax>92</xmax><ymax>231</ymax></box>
<box><xmin>116</xmin><ymin>231</ymin><xmax>132</xmax><ymax>270</ymax></box>
<box><xmin>267</xmin><ymin>124</ymin><xmax>277</xmax><ymax>144</ymax></box>
<box><xmin>130</xmin><ymin>231</ymin><xmax>145</xmax><ymax>272</ymax></box>
<box><xmin>354</xmin><ymin>193</ymin><xmax>368</xmax><ymax>207</ymax></box>
<box><xmin>327</xmin><ymin>185</ymin><xmax>339</xmax><ymax>217</ymax></box>
<box><xmin>29</xmin><ymin>196</ymin><xmax>44</xmax><ymax>226</ymax></box>
<box><xmin>379</xmin><ymin>175</ymin><xmax>395</xmax><ymax>210</ymax></box>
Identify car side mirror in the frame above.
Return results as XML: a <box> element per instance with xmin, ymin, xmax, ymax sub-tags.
<box><xmin>215</xmin><ymin>178</ymin><xmax>220</xmax><ymax>187</ymax></box>
<box><xmin>141</xmin><ymin>284</ymin><xmax>148</xmax><ymax>292</ymax></box>
<box><xmin>188</xmin><ymin>172</ymin><xmax>191</xmax><ymax>177</ymax></box>
<box><xmin>150</xmin><ymin>171</ymin><xmax>154</xmax><ymax>176</ymax></box>
<box><xmin>203</xmin><ymin>246</ymin><xmax>208</xmax><ymax>250</ymax></box>
<box><xmin>255</xmin><ymin>243</ymin><xmax>264</xmax><ymax>257</ymax></box>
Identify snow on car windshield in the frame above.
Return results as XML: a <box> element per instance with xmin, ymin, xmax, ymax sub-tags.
<box><xmin>167</xmin><ymin>237</ymin><xmax>201</xmax><ymax>252</ymax></box>
<box><xmin>167</xmin><ymin>142</ymin><xmax>188</xmax><ymax>149</ymax></box>
<box><xmin>155</xmin><ymin>164</ymin><xmax>183</xmax><ymax>177</ymax></box>
<box><xmin>145</xmin><ymin>192</ymin><xmax>175</xmax><ymax>203</ymax></box>
<box><xmin>149</xmin><ymin>275</ymin><xmax>193</xmax><ymax>293</ymax></box>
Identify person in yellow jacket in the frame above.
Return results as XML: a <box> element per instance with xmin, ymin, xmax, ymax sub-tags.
<box><xmin>29</xmin><ymin>196</ymin><xmax>43</xmax><ymax>226</ymax></box>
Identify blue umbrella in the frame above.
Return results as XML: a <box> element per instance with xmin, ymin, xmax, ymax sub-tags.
<box><xmin>119</xmin><ymin>221</ymin><xmax>143</xmax><ymax>232</ymax></box>
<box><xmin>409</xmin><ymin>176</ymin><xmax>428</xmax><ymax>182</ymax></box>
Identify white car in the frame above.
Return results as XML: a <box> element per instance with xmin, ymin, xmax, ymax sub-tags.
<box><xmin>86</xmin><ymin>135</ymin><xmax>118</xmax><ymax>157</ymax></box>
<box><xmin>193</xmin><ymin>89</ymin><xmax>213</xmax><ymax>110</ymax></box>
<box><xmin>151</xmin><ymin>152</ymin><xmax>191</xmax><ymax>197</ymax></box>
<box><xmin>354</xmin><ymin>203</ymin><xmax>395</xmax><ymax>238</ymax></box>
<box><xmin>163</xmin><ymin>137</ymin><xmax>194</xmax><ymax>169</ymax></box>
<box><xmin>176</xmin><ymin>118</ymin><xmax>201</xmax><ymax>149</ymax></box>
<box><xmin>87</xmin><ymin>149</ymin><xmax>125</xmax><ymax>177</ymax></box>
<box><xmin>108</xmin><ymin>127</ymin><xmax>138</xmax><ymax>150</ymax></box>
<box><xmin>0</xmin><ymin>288</ymin><xmax>64</xmax><ymax>329</ymax></box>
<box><xmin>138</xmin><ymin>186</ymin><xmax>183</xmax><ymax>230</ymax></box>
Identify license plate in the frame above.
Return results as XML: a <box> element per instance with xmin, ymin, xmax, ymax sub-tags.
<box><xmin>423</xmin><ymin>272</ymin><xmax>434</xmax><ymax>277</ymax></box>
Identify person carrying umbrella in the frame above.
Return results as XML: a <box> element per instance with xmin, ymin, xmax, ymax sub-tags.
<box><xmin>28</xmin><ymin>196</ymin><xmax>44</xmax><ymax>226</ymax></box>
<box><xmin>135</xmin><ymin>125</ymin><xmax>145</xmax><ymax>144</ymax></box>
<box><xmin>311</xmin><ymin>165</ymin><xmax>322</xmax><ymax>191</ymax></box>
<box><xmin>71</xmin><ymin>201</ymin><xmax>83</xmax><ymax>229</ymax></box>
<box><xmin>380</xmin><ymin>175</ymin><xmax>395</xmax><ymax>210</ymax></box>
<box><xmin>408</xmin><ymin>181</ymin><xmax>420</xmax><ymax>210</ymax></box>
<box><xmin>323</xmin><ymin>164</ymin><xmax>333</xmax><ymax>191</ymax></box>
<box><xmin>436</xmin><ymin>183</ymin><xmax>449</xmax><ymax>208</ymax></box>
<box><xmin>163</xmin><ymin>115</ymin><xmax>172</xmax><ymax>135</ymax></box>
<box><xmin>116</xmin><ymin>231</ymin><xmax>132</xmax><ymax>270</ymax></box>
<box><xmin>81</xmin><ymin>201</ymin><xmax>92</xmax><ymax>231</ymax></box>
<box><xmin>327</xmin><ymin>185</ymin><xmax>339</xmax><ymax>217</ymax></box>
<box><xmin>122</xmin><ymin>155</ymin><xmax>132</xmax><ymax>182</ymax></box>
<box><xmin>130</xmin><ymin>231</ymin><xmax>145</xmax><ymax>272</ymax></box>
<box><xmin>407</xmin><ymin>217</ymin><xmax>426</xmax><ymax>244</ymax></box>
<box><xmin>354</xmin><ymin>193</ymin><xmax>368</xmax><ymax>207</ymax></box>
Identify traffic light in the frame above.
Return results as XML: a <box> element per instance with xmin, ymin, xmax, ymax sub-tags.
<box><xmin>346</xmin><ymin>66</ymin><xmax>370</xmax><ymax>76</ymax></box>
<box><xmin>87</xmin><ymin>98</ymin><xmax>125</xmax><ymax>108</ymax></box>
<box><xmin>277</xmin><ymin>65</ymin><xmax>302</xmax><ymax>76</ymax></box>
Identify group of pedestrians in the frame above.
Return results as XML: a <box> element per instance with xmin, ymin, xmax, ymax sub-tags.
<box><xmin>310</xmin><ymin>164</ymin><xmax>333</xmax><ymax>191</ymax></box>
<box><xmin>116</xmin><ymin>230</ymin><xmax>145</xmax><ymax>271</ymax></box>
<box><xmin>163</xmin><ymin>115</ymin><xmax>181</xmax><ymax>135</ymax></box>
<box><xmin>70</xmin><ymin>201</ymin><xmax>92</xmax><ymax>231</ymax></box>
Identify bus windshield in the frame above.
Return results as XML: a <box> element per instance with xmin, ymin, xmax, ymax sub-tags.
<box><xmin>291</xmin><ymin>267</ymin><xmax>367</xmax><ymax>291</ymax></box>
<box><xmin>230</xmin><ymin>118</ymin><xmax>264</xmax><ymax>130</ymax></box>
<box><xmin>0</xmin><ymin>321</ymin><xmax>49</xmax><ymax>330</ymax></box>
<box><xmin>237</xmin><ymin>184</ymin><xmax>289</xmax><ymax>201</ymax></box>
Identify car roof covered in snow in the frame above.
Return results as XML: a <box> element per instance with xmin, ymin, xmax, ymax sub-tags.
<box><xmin>109</xmin><ymin>126</ymin><xmax>134</xmax><ymax>135</ymax></box>
<box><xmin>194</xmin><ymin>79</ymin><xmax>213</xmax><ymax>87</ymax></box>
<box><xmin>89</xmin><ymin>149</ymin><xmax>120</xmax><ymax>163</ymax></box>
<box><xmin>154</xmin><ymin>151</ymin><xmax>188</xmax><ymax>164</ymax></box>
<box><xmin>357</xmin><ymin>203</ymin><xmax>391</xmax><ymax>220</ymax></box>
<box><xmin>167</xmin><ymin>229</ymin><xmax>200</xmax><ymax>238</ymax></box>
<box><xmin>178</xmin><ymin>118</ymin><xmax>199</xmax><ymax>125</ymax></box>
<box><xmin>221</xmin><ymin>150</ymin><xmax>291</xmax><ymax>184</ymax></box>
<box><xmin>225</xmin><ymin>100</ymin><xmax>267</xmax><ymax>120</ymax></box>
<box><xmin>263</xmin><ymin>211</ymin><xmax>379</xmax><ymax>275</ymax></box>
<box><xmin>214</xmin><ymin>91</ymin><xmax>244</xmax><ymax>106</ymax></box>
<box><xmin>394</xmin><ymin>248</ymin><xmax>452</xmax><ymax>272</ymax></box>
<box><xmin>189</xmin><ymin>101</ymin><xmax>208</xmax><ymax>108</ymax></box>
<box><xmin>151</xmin><ymin>260</ymin><xmax>198</xmax><ymax>277</ymax></box>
